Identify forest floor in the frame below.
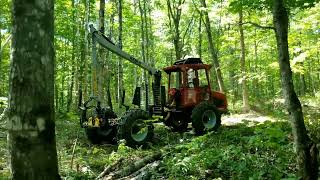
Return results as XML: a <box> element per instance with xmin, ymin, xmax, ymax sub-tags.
<box><xmin>0</xmin><ymin>102</ymin><xmax>319</xmax><ymax>179</ymax></box>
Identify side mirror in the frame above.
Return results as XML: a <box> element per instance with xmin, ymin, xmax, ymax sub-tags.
<box><xmin>132</xmin><ymin>87</ymin><xmax>141</xmax><ymax>107</ymax></box>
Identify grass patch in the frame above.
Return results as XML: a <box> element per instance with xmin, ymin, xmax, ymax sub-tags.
<box><xmin>1</xmin><ymin>109</ymin><xmax>318</xmax><ymax>179</ymax></box>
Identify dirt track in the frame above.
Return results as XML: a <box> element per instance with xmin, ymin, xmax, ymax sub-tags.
<box><xmin>222</xmin><ymin>112</ymin><xmax>277</xmax><ymax>126</ymax></box>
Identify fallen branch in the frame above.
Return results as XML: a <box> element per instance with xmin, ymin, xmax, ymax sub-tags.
<box><xmin>119</xmin><ymin>160</ymin><xmax>160</xmax><ymax>180</ymax></box>
<box><xmin>96</xmin><ymin>157</ymin><xmax>125</xmax><ymax>179</ymax></box>
<box><xmin>103</xmin><ymin>152</ymin><xmax>161</xmax><ymax>180</ymax></box>
<box><xmin>0</xmin><ymin>107</ymin><xmax>8</xmax><ymax>122</ymax></box>
<box><xmin>0</xmin><ymin>34</ymin><xmax>12</xmax><ymax>54</ymax></box>
<box><xmin>0</xmin><ymin>107</ymin><xmax>8</xmax><ymax>131</ymax></box>
<box><xmin>70</xmin><ymin>138</ymin><xmax>78</xmax><ymax>169</ymax></box>
<box><xmin>242</xmin><ymin>21</ymin><xmax>275</xmax><ymax>30</ymax></box>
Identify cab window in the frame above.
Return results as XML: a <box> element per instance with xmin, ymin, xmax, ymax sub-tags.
<box><xmin>169</xmin><ymin>72</ymin><xmax>182</xmax><ymax>89</ymax></box>
<box><xmin>197</xmin><ymin>69</ymin><xmax>209</xmax><ymax>87</ymax></box>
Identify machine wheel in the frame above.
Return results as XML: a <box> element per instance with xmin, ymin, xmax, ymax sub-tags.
<box><xmin>117</xmin><ymin>109</ymin><xmax>154</xmax><ymax>148</ymax></box>
<box><xmin>191</xmin><ymin>101</ymin><xmax>221</xmax><ymax>135</ymax></box>
<box><xmin>86</xmin><ymin>108</ymin><xmax>117</xmax><ymax>144</ymax></box>
<box><xmin>85</xmin><ymin>127</ymin><xmax>101</xmax><ymax>144</ymax></box>
<box><xmin>164</xmin><ymin>112</ymin><xmax>188</xmax><ymax>132</ymax></box>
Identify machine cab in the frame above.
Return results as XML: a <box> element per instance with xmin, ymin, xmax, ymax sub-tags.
<box><xmin>163</xmin><ymin>58</ymin><xmax>213</xmax><ymax>109</ymax></box>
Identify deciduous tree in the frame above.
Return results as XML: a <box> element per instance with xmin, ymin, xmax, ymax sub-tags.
<box><xmin>8</xmin><ymin>0</ymin><xmax>59</xmax><ymax>178</ymax></box>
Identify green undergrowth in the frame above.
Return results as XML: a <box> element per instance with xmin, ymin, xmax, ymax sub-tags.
<box><xmin>55</xmin><ymin>112</ymin><xmax>299</xmax><ymax>179</ymax></box>
<box><xmin>161</xmin><ymin>121</ymin><xmax>297</xmax><ymax>179</ymax></box>
<box><xmin>0</xmin><ymin>108</ymin><xmax>318</xmax><ymax>179</ymax></box>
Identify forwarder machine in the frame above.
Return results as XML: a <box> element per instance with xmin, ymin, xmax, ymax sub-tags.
<box><xmin>79</xmin><ymin>25</ymin><xmax>228</xmax><ymax>147</ymax></box>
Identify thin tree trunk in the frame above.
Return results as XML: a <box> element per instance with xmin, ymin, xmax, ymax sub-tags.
<box><xmin>147</xmin><ymin>4</ymin><xmax>155</xmax><ymax>67</ymax></box>
<box><xmin>67</xmin><ymin>70</ymin><xmax>75</xmax><ymax>112</ymax></box>
<box><xmin>83</xmin><ymin>0</ymin><xmax>90</xmax><ymax>102</ymax></box>
<box><xmin>273</xmin><ymin>1</ymin><xmax>318</xmax><ymax>179</ymax></box>
<box><xmin>61</xmin><ymin>40</ymin><xmax>67</xmax><ymax>112</ymax></box>
<box><xmin>105</xmin><ymin>8</ymin><xmax>116</xmax><ymax>110</ymax></box>
<box><xmin>198</xmin><ymin>12</ymin><xmax>202</xmax><ymax>59</ymax></box>
<box><xmin>67</xmin><ymin>0</ymin><xmax>76</xmax><ymax>112</ymax></box>
<box><xmin>0</xmin><ymin>28</ymin><xmax>2</xmax><ymax>75</ymax></box>
<box><xmin>239</xmin><ymin>8</ymin><xmax>250</xmax><ymax>111</ymax></box>
<box><xmin>55</xmin><ymin>83</ymin><xmax>59</xmax><ymax>112</ymax></box>
<box><xmin>200</xmin><ymin>0</ymin><xmax>225</xmax><ymax>92</ymax></box>
<box><xmin>0</xmin><ymin>27</ymin><xmax>2</xmax><ymax>96</ymax></box>
<box><xmin>78</xmin><ymin>17</ymin><xmax>86</xmax><ymax>109</ymax></box>
<box><xmin>139</xmin><ymin>0</ymin><xmax>148</xmax><ymax>110</ymax></box>
<box><xmin>117</xmin><ymin>0</ymin><xmax>124</xmax><ymax>109</ymax></box>
<box><xmin>254</xmin><ymin>29</ymin><xmax>259</xmax><ymax>98</ymax></box>
<box><xmin>97</xmin><ymin>0</ymin><xmax>106</xmax><ymax>103</ymax></box>
<box><xmin>300</xmin><ymin>74</ymin><xmax>306</xmax><ymax>95</ymax></box>
<box><xmin>8</xmin><ymin>0</ymin><xmax>59</xmax><ymax>178</ymax></box>
<box><xmin>166</xmin><ymin>0</ymin><xmax>184</xmax><ymax>60</ymax></box>
<box><xmin>143</xmin><ymin>0</ymin><xmax>150</xmax><ymax>108</ymax></box>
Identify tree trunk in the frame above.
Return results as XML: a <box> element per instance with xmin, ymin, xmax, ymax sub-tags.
<box><xmin>55</xmin><ymin>83</ymin><xmax>59</xmax><ymax>112</ymax></box>
<box><xmin>8</xmin><ymin>0</ymin><xmax>59</xmax><ymax>178</ymax></box>
<box><xmin>0</xmin><ymin>27</ymin><xmax>2</xmax><ymax>96</ymax></box>
<box><xmin>105</xmin><ymin>10</ymin><xmax>115</xmax><ymax>110</ymax></box>
<box><xmin>143</xmin><ymin>0</ymin><xmax>150</xmax><ymax>108</ymax></box>
<box><xmin>166</xmin><ymin>0</ymin><xmax>184</xmax><ymax>60</ymax></box>
<box><xmin>238</xmin><ymin>8</ymin><xmax>250</xmax><ymax>112</ymax></box>
<box><xmin>78</xmin><ymin>17</ymin><xmax>86</xmax><ymax>109</ymax></box>
<box><xmin>139</xmin><ymin>0</ymin><xmax>149</xmax><ymax>110</ymax></box>
<box><xmin>200</xmin><ymin>0</ymin><xmax>225</xmax><ymax>92</ymax></box>
<box><xmin>83</xmin><ymin>0</ymin><xmax>90</xmax><ymax>102</ymax></box>
<box><xmin>300</xmin><ymin>73</ymin><xmax>306</xmax><ymax>95</ymax></box>
<box><xmin>67</xmin><ymin>0</ymin><xmax>76</xmax><ymax>112</ymax></box>
<box><xmin>198</xmin><ymin>12</ymin><xmax>202</xmax><ymax>59</ymax></box>
<box><xmin>97</xmin><ymin>0</ymin><xmax>106</xmax><ymax>103</ymax></box>
<box><xmin>67</xmin><ymin>69</ymin><xmax>75</xmax><ymax>112</ymax></box>
<box><xmin>272</xmin><ymin>1</ymin><xmax>318</xmax><ymax>179</ymax></box>
<box><xmin>0</xmin><ymin>27</ymin><xmax>2</xmax><ymax>73</ymax></box>
<box><xmin>253</xmin><ymin>29</ymin><xmax>259</xmax><ymax>98</ymax></box>
<box><xmin>117</xmin><ymin>0</ymin><xmax>124</xmax><ymax>109</ymax></box>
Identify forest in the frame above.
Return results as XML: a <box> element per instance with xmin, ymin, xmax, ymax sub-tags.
<box><xmin>0</xmin><ymin>0</ymin><xmax>320</xmax><ymax>179</ymax></box>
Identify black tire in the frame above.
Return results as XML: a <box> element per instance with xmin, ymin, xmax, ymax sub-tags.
<box><xmin>117</xmin><ymin>109</ymin><xmax>154</xmax><ymax>148</ymax></box>
<box><xmin>86</xmin><ymin>127</ymin><xmax>101</xmax><ymax>144</ymax></box>
<box><xmin>191</xmin><ymin>101</ymin><xmax>221</xmax><ymax>135</ymax></box>
<box><xmin>86</xmin><ymin>108</ymin><xmax>117</xmax><ymax>144</ymax></box>
<box><xmin>164</xmin><ymin>112</ymin><xmax>188</xmax><ymax>132</ymax></box>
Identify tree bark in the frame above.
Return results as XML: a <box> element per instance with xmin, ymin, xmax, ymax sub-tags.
<box><xmin>253</xmin><ymin>29</ymin><xmax>260</xmax><ymax>98</ymax></box>
<box><xmin>143</xmin><ymin>0</ymin><xmax>150</xmax><ymax>109</ymax></box>
<box><xmin>166</xmin><ymin>0</ymin><xmax>185</xmax><ymax>60</ymax></box>
<box><xmin>0</xmin><ymin>27</ymin><xmax>2</xmax><ymax>73</ymax></box>
<box><xmin>0</xmin><ymin>27</ymin><xmax>2</xmax><ymax>96</ymax></box>
<box><xmin>273</xmin><ymin>1</ymin><xmax>318</xmax><ymax>179</ymax></box>
<box><xmin>200</xmin><ymin>0</ymin><xmax>225</xmax><ymax>92</ymax></box>
<box><xmin>8</xmin><ymin>0</ymin><xmax>59</xmax><ymax>179</ymax></box>
<box><xmin>67</xmin><ymin>0</ymin><xmax>76</xmax><ymax>112</ymax></box>
<box><xmin>139</xmin><ymin>0</ymin><xmax>149</xmax><ymax>110</ymax></box>
<box><xmin>198</xmin><ymin>12</ymin><xmax>202</xmax><ymax>59</ymax></box>
<box><xmin>238</xmin><ymin>8</ymin><xmax>250</xmax><ymax>112</ymax></box>
<box><xmin>117</xmin><ymin>0</ymin><xmax>124</xmax><ymax>109</ymax></box>
<box><xmin>98</xmin><ymin>0</ymin><xmax>106</xmax><ymax>102</ymax></box>
<box><xmin>83</xmin><ymin>0</ymin><xmax>90</xmax><ymax>102</ymax></box>
<box><xmin>105</xmin><ymin>11</ymin><xmax>115</xmax><ymax>110</ymax></box>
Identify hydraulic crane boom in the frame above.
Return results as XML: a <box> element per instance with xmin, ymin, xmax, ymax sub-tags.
<box><xmin>89</xmin><ymin>25</ymin><xmax>158</xmax><ymax>75</ymax></box>
<box><xmin>89</xmin><ymin>25</ymin><xmax>163</xmax><ymax>114</ymax></box>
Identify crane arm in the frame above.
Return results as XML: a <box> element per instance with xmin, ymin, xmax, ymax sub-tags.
<box><xmin>89</xmin><ymin>24</ymin><xmax>157</xmax><ymax>75</ymax></box>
